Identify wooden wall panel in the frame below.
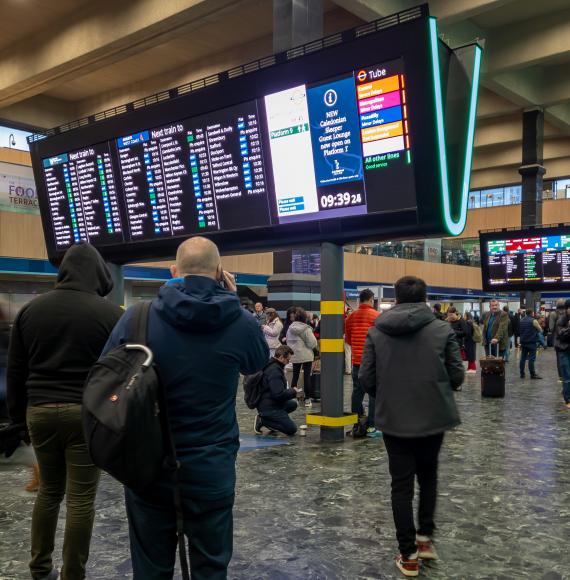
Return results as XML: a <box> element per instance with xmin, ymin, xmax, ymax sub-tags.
<box><xmin>344</xmin><ymin>253</ymin><xmax>482</xmax><ymax>290</ymax></box>
<box><xmin>136</xmin><ymin>252</ymin><xmax>274</xmax><ymax>276</ymax></box>
<box><xmin>0</xmin><ymin>212</ymin><xmax>48</xmax><ymax>259</ymax></box>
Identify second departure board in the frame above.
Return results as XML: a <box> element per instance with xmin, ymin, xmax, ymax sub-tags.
<box><xmin>481</xmin><ymin>227</ymin><xmax>570</xmax><ymax>291</ymax></box>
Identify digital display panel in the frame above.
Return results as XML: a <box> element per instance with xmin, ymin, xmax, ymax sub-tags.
<box><xmin>40</xmin><ymin>58</ymin><xmax>415</xmax><ymax>252</ymax></box>
<box><xmin>480</xmin><ymin>227</ymin><xmax>570</xmax><ymax>291</ymax></box>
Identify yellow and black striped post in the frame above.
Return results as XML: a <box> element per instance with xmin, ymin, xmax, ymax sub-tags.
<box><xmin>309</xmin><ymin>242</ymin><xmax>357</xmax><ymax>440</ymax></box>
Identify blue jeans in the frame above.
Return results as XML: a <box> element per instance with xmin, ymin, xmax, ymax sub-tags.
<box><xmin>559</xmin><ymin>351</ymin><xmax>570</xmax><ymax>403</ymax></box>
<box><xmin>519</xmin><ymin>344</ymin><xmax>537</xmax><ymax>377</ymax></box>
<box><xmin>260</xmin><ymin>399</ymin><xmax>298</xmax><ymax>435</ymax></box>
<box><xmin>351</xmin><ymin>365</ymin><xmax>376</xmax><ymax>427</ymax></box>
<box><xmin>125</xmin><ymin>483</ymin><xmax>234</xmax><ymax>580</ymax></box>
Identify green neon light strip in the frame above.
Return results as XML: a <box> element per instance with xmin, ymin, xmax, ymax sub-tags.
<box><xmin>428</xmin><ymin>17</ymin><xmax>482</xmax><ymax>236</ymax></box>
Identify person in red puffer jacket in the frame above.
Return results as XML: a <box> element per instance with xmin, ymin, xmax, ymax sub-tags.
<box><xmin>345</xmin><ymin>289</ymin><xmax>381</xmax><ymax>437</ymax></box>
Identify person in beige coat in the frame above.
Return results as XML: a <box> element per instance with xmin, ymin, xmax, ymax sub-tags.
<box><xmin>286</xmin><ymin>308</ymin><xmax>318</xmax><ymax>406</ymax></box>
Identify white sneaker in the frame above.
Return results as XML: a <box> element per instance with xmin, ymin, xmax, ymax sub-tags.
<box><xmin>466</xmin><ymin>369</ymin><xmax>476</xmax><ymax>374</ymax></box>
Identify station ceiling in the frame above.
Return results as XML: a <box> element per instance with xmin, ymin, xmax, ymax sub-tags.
<box><xmin>0</xmin><ymin>0</ymin><xmax>569</xmax><ymax>186</ymax></box>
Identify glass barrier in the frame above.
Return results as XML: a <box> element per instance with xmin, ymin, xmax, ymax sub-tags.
<box><xmin>346</xmin><ymin>237</ymin><xmax>481</xmax><ymax>268</ymax></box>
<box><xmin>467</xmin><ymin>178</ymin><xmax>569</xmax><ymax>209</ymax></box>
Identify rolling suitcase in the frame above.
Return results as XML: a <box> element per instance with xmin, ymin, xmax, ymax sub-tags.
<box><xmin>480</xmin><ymin>343</ymin><xmax>505</xmax><ymax>398</ymax></box>
<box><xmin>311</xmin><ymin>359</ymin><xmax>321</xmax><ymax>402</ymax></box>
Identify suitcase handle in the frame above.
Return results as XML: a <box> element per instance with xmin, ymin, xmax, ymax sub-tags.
<box><xmin>489</xmin><ymin>341</ymin><xmax>499</xmax><ymax>358</ymax></box>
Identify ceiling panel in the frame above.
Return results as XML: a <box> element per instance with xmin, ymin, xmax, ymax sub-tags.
<box><xmin>471</xmin><ymin>0</ymin><xmax>570</xmax><ymax>28</ymax></box>
<box><xmin>43</xmin><ymin>3</ymin><xmax>361</xmax><ymax>103</ymax></box>
<box><xmin>0</xmin><ymin>0</ymin><xmax>94</xmax><ymax>51</ymax></box>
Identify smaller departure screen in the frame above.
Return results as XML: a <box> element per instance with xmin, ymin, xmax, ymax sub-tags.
<box><xmin>41</xmin><ymin>58</ymin><xmax>416</xmax><ymax>251</ymax></box>
<box><xmin>482</xmin><ymin>229</ymin><xmax>570</xmax><ymax>290</ymax></box>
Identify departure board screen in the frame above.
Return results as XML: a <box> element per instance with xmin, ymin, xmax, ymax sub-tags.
<box><xmin>40</xmin><ymin>58</ymin><xmax>415</xmax><ymax>251</ymax></box>
<box><xmin>481</xmin><ymin>227</ymin><xmax>570</xmax><ymax>291</ymax></box>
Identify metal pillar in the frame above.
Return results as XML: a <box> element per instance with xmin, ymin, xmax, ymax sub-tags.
<box><xmin>107</xmin><ymin>262</ymin><xmax>125</xmax><ymax>307</ymax></box>
<box><xmin>273</xmin><ymin>0</ymin><xmax>323</xmax><ymax>53</ymax></box>
<box><xmin>519</xmin><ymin>108</ymin><xmax>545</xmax><ymax>311</ymax></box>
<box><xmin>319</xmin><ymin>243</ymin><xmax>347</xmax><ymax>441</ymax></box>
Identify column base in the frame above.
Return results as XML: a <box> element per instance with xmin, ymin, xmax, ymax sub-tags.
<box><xmin>320</xmin><ymin>426</ymin><xmax>345</xmax><ymax>441</ymax></box>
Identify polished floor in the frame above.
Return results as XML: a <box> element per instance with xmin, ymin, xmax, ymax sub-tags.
<box><xmin>1</xmin><ymin>348</ymin><xmax>569</xmax><ymax>579</ymax></box>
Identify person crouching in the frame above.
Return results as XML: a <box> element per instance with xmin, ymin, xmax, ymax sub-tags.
<box><xmin>254</xmin><ymin>345</ymin><xmax>300</xmax><ymax>436</ymax></box>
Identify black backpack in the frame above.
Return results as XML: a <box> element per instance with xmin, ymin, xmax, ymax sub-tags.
<box><xmin>82</xmin><ymin>302</ymin><xmax>166</xmax><ymax>489</ymax></box>
<box><xmin>243</xmin><ymin>371</ymin><xmax>265</xmax><ymax>409</ymax></box>
<box><xmin>82</xmin><ymin>301</ymin><xmax>190</xmax><ymax>579</ymax></box>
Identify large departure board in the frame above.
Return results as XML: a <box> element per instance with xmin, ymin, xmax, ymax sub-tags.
<box><xmin>480</xmin><ymin>227</ymin><xmax>570</xmax><ymax>291</ymax></box>
<box><xmin>40</xmin><ymin>58</ymin><xmax>413</xmax><ymax>252</ymax></box>
<box><xmin>30</xmin><ymin>7</ymin><xmax>482</xmax><ymax>264</ymax></box>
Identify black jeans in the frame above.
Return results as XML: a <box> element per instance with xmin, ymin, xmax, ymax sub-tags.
<box><xmin>125</xmin><ymin>483</ymin><xmax>234</xmax><ymax>580</ymax></box>
<box><xmin>292</xmin><ymin>362</ymin><xmax>313</xmax><ymax>397</ymax></box>
<box><xmin>260</xmin><ymin>399</ymin><xmax>298</xmax><ymax>435</ymax></box>
<box><xmin>383</xmin><ymin>433</ymin><xmax>444</xmax><ymax>558</ymax></box>
<box><xmin>351</xmin><ymin>364</ymin><xmax>376</xmax><ymax>427</ymax></box>
<box><xmin>519</xmin><ymin>344</ymin><xmax>537</xmax><ymax>377</ymax></box>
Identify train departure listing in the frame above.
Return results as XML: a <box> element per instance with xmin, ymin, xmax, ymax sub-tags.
<box><xmin>485</xmin><ymin>233</ymin><xmax>570</xmax><ymax>288</ymax></box>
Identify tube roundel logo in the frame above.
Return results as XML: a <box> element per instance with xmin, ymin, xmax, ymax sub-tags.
<box><xmin>357</xmin><ymin>70</ymin><xmax>367</xmax><ymax>82</ymax></box>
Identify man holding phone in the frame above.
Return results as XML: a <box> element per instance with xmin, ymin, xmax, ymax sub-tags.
<box><xmin>102</xmin><ymin>236</ymin><xmax>269</xmax><ymax>579</ymax></box>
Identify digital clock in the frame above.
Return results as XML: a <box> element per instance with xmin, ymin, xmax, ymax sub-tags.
<box><xmin>320</xmin><ymin>192</ymin><xmax>363</xmax><ymax>209</ymax></box>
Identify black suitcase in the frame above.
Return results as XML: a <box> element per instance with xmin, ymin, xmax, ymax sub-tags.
<box><xmin>311</xmin><ymin>373</ymin><xmax>321</xmax><ymax>401</ymax></box>
<box><xmin>480</xmin><ymin>344</ymin><xmax>505</xmax><ymax>398</ymax></box>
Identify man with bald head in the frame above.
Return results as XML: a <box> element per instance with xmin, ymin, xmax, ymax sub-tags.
<box><xmin>102</xmin><ymin>236</ymin><xmax>269</xmax><ymax>579</ymax></box>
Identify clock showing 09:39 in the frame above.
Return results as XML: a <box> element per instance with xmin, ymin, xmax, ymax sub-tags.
<box><xmin>319</xmin><ymin>192</ymin><xmax>363</xmax><ymax>209</ymax></box>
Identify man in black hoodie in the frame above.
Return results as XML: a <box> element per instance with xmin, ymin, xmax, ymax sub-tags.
<box><xmin>7</xmin><ymin>243</ymin><xmax>123</xmax><ymax>580</ymax></box>
<box><xmin>359</xmin><ymin>276</ymin><xmax>464</xmax><ymax>578</ymax></box>
<box><xmin>102</xmin><ymin>236</ymin><xmax>269</xmax><ymax>580</ymax></box>
<box><xmin>254</xmin><ymin>344</ymin><xmax>299</xmax><ymax>436</ymax></box>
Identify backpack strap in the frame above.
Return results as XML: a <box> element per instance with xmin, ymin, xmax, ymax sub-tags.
<box><xmin>129</xmin><ymin>301</ymin><xmax>152</xmax><ymax>344</ymax></box>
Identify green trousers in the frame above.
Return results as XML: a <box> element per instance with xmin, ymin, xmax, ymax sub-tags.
<box><xmin>27</xmin><ymin>404</ymin><xmax>100</xmax><ymax>580</ymax></box>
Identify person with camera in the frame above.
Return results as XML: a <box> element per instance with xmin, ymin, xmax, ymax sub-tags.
<box><xmin>254</xmin><ymin>345</ymin><xmax>300</xmax><ymax>436</ymax></box>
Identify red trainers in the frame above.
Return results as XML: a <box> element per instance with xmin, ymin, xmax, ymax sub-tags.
<box><xmin>416</xmin><ymin>535</ymin><xmax>438</xmax><ymax>560</ymax></box>
<box><xmin>395</xmin><ymin>552</ymin><xmax>419</xmax><ymax>577</ymax></box>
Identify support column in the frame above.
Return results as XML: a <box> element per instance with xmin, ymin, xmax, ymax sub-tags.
<box><xmin>273</xmin><ymin>0</ymin><xmax>323</xmax><ymax>53</ymax></box>
<box><xmin>519</xmin><ymin>108</ymin><xmax>545</xmax><ymax>311</ymax></box>
<box><xmin>107</xmin><ymin>262</ymin><xmax>125</xmax><ymax>307</ymax></box>
<box><xmin>318</xmin><ymin>243</ymin><xmax>351</xmax><ymax>441</ymax></box>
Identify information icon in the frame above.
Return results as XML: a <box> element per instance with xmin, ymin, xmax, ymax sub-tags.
<box><xmin>324</xmin><ymin>89</ymin><xmax>337</xmax><ymax>107</ymax></box>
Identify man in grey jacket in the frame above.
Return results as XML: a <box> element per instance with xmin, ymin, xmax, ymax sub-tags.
<box><xmin>359</xmin><ymin>276</ymin><xmax>464</xmax><ymax>578</ymax></box>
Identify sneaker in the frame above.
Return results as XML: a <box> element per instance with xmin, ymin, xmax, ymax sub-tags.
<box><xmin>530</xmin><ymin>375</ymin><xmax>543</xmax><ymax>380</ymax></box>
<box><xmin>253</xmin><ymin>415</ymin><xmax>263</xmax><ymax>435</ymax></box>
<box><xmin>558</xmin><ymin>378</ymin><xmax>563</xmax><ymax>383</ymax></box>
<box><xmin>416</xmin><ymin>535</ymin><xmax>438</xmax><ymax>560</ymax></box>
<box><xmin>366</xmin><ymin>427</ymin><xmax>383</xmax><ymax>438</ymax></box>
<box><xmin>466</xmin><ymin>369</ymin><xmax>476</xmax><ymax>374</ymax></box>
<box><xmin>395</xmin><ymin>552</ymin><xmax>419</xmax><ymax>577</ymax></box>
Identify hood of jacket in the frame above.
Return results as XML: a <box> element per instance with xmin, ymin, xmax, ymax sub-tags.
<box><xmin>155</xmin><ymin>275</ymin><xmax>242</xmax><ymax>332</ymax></box>
<box><xmin>376</xmin><ymin>303</ymin><xmax>436</xmax><ymax>336</ymax></box>
<box><xmin>288</xmin><ymin>321</ymin><xmax>309</xmax><ymax>336</ymax></box>
<box><xmin>55</xmin><ymin>243</ymin><xmax>114</xmax><ymax>296</ymax></box>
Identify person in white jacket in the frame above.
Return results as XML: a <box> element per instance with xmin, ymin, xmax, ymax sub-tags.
<box><xmin>286</xmin><ymin>308</ymin><xmax>318</xmax><ymax>406</ymax></box>
<box><xmin>262</xmin><ymin>309</ymin><xmax>283</xmax><ymax>358</ymax></box>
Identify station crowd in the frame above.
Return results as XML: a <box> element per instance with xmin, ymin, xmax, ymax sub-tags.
<box><xmin>0</xmin><ymin>238</ymin><xmax>569</xmax><ymax>579</ymax></box>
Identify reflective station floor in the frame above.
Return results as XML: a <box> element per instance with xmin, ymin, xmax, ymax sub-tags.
<box><xmin>1</xmin><ymin>349</ymin><xmax>569</xmax><ymax>579</ymax></box>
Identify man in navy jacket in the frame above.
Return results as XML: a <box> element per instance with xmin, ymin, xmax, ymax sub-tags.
<box><xmin>102</xmin><ymin>236</ymin><xmax>268</xmax><ymax>580</ymax></box>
